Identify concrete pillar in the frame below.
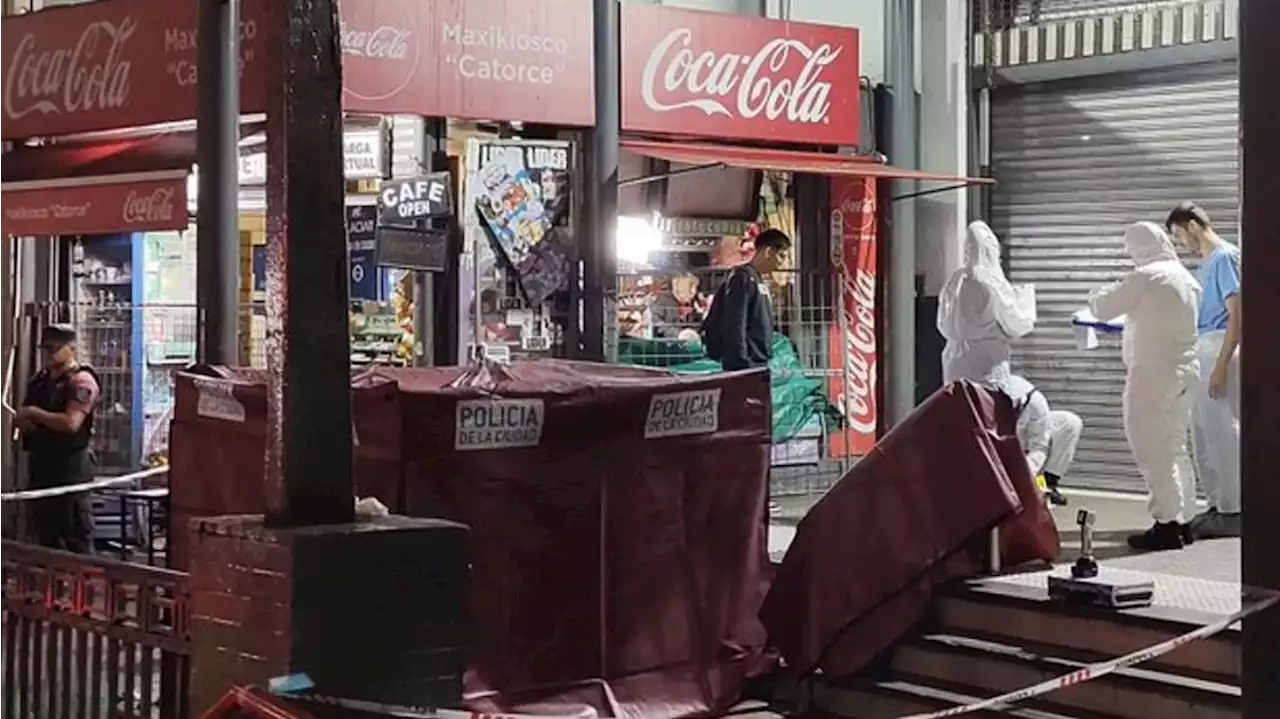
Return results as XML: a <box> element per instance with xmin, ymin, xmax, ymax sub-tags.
<box><xmin>1239</xmin><ymin>1</ymin><xmax>1280</xmax><ymax>715</ymax></box>
<box><xmin>918</xmin><ymin>0</ymin><xmax>969</xmax><ymax>295</ymax></box>
<box><xmin>883</xmin><ymin>0</ymin><xmax>918</xmax><ymax>426</ymax></box>
<box><xmin>910</xmin><ymin>0</ymin><xmax>969</xmax><ymax>402</ymax></box>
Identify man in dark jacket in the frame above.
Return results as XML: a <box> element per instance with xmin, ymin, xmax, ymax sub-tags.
<box><xmin>704</xmin><ymin>229</ymin><xmax>791</xmax><ymax>371</ymax></box>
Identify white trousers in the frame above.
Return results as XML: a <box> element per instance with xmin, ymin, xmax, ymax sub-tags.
<box><xmin>1191</xmin><ymin>330</ymin><xmax>1241</xmax><ymax>514</ymax></box>
<box><xmin>1043</xmin><ymin>410</ymin><xmax>1083</xmax><ymax>478</ymax></box>
<box><xmin>1124</xmin><ymin>365</ymin><xmax>1199</xmax><ymax>524</ymax></box>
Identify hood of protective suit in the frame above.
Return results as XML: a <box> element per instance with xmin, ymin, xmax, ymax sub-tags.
<box><xmin>1124</xmin><ymin>221</ymin><xmax>1179</xmax><ymax>267</ymax></box>
<box><xmin>964</xmin><ymin>221</ymin><xmax>1003</xmax><ymax>271</ymax></box>
<box><xmin>937</xmin><ymin>221</ymin><xmax>1037</xmax><ymax>384</ymax></box>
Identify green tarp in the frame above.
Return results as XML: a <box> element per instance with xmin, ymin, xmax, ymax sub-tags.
<box><xmin>615</xmin><ymin>333</ymin><xmax>843</xmax><ymax>443</ymax></box>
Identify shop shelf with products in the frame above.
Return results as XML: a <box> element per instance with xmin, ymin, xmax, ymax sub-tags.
<box><xmin>69</xmin><ymin>235</ymin><xmax>139</xmax><ymax>472</ymax></box>
<box><xmin>350</xmin><ymin>300</ymin><xmax>412</xmax><ymax>366</ymax></box>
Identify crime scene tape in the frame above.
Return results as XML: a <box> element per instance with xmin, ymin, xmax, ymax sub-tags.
<box><xmin>897</xmin><ymin>591</ymin><xmax>1280</xmax><ymax>719</ymax></box>
<box><xmin>0</xmin><ymin>465</ymin><xmax>169</xmax><ymax>502</ymax></box>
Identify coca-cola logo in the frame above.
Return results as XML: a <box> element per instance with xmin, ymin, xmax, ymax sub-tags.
<box><xmin>640</xmin><ymin>27</ymin><xmax>841</xmax><ymax>125</ymax></box>
<box><xmin>340</xmin><ymin>17</ymin><xmax>420</xmax><ymax>102</ymax></box>
<box><xmin>340</xmin><ymin>23</ymin><xmax>412</xmax><ymax>60</ymax></box>
<box><xmin>4</xmin><ymin>18</ymin><xmax>136</xmax><ymax>120</ymax></box>
<box><xmin>122</xmin><ymin>187</ymin><xmax>175</xmax><ymax>224</ymax></box>
<box><xmin>840</xmin><ymin>267</ymin><xmax>876</xmax><ymax>434</ymax></box>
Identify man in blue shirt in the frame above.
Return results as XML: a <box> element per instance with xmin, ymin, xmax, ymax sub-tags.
<box><xmin>1166</xmin><ymin>202</ymin><xmax>1241</xmax><ymax>539</ymax></box>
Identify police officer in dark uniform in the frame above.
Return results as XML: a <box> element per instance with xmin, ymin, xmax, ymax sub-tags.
<box><xmin>15</xmin><ymin>325</ymin><xmax>100</xmax><ymax>553</ymax></box>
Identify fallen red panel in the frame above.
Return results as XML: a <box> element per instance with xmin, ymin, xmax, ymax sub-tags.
<box><xmin>760</xmin><ymin>380</ymin><xmax>1058</xmax><ymax>678</ymax></box>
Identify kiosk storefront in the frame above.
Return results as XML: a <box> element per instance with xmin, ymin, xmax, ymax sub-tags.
<box><xmin>2</xmin><ymin>0</ymin><xmax>597</xmax><ymax>470</ymax></box>
<box><xmin>614</xmin><ymin>5</ymin><xmax>987</xmax><ymax>508</ymax></box>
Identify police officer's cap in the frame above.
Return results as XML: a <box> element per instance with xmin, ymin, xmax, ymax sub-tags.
<box><xmin>39</xmin><ymin>324</ymin><xmax>77</xmax><ymax>348</ymax></box>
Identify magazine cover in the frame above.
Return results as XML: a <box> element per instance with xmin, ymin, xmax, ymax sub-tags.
<box><xmin>473</xmin><ymin>141</ymin><xmax>571</xmax><ymax>304</ymax></box>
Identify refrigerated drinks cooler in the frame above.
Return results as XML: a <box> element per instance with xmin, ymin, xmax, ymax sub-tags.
<box><xmin>70</xmin><ymin>231</ymin><xmax>197</xmax><ymax>472</ymax></box>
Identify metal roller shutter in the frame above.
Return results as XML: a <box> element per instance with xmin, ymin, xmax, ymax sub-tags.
<box><xmin>989</xmin><ymin>60</ymin><xmax>1239</xmax><ymax>493</ymax></box>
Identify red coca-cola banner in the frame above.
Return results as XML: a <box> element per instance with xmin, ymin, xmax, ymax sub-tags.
<box><xmin>827</xmin><ymin>176</ymin><xmax>877</xmax><ymax>458</ymax></box>
<box><xmin>1</xmin><ymin>0</ymin><xmax>268</xmax><ymax>141</ymax></box>
<box><xmin>1</xmin><ymin>177</ymin><xmax>188</xmax><ymax>236</ymax></box>
<box><xmin>337</xmin><ymin>0</ymin><xmax>594</xmax><ymax>125</ymax></box>
<box><xmin>1</xmin><ymin>0</ymin><xmax>595</xmax><ymax>141</ymax></box>
<box><xmin>620</xmin><ymin>4</ymin><xmax>860</xmax><ymax>146</ymax></box>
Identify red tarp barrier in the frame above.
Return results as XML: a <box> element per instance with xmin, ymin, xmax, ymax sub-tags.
<box><xmin>167</xmin><ymin>367</ymin><xmax>402</xmax><ymax>569</ymax></box>
<box><xmin>759</xmin><ymin>380</ymin><xmax>1059</xmax><ymax>678</ymax></box>
<box><xmin>170</xmin><ymin>360</ymin><xmax>774</xmax><ymax>717</ymax></box>
<box><xmin>360</xmin><ymin>361</ymin><xmax>773</xmax><ymax>718</ymax></box>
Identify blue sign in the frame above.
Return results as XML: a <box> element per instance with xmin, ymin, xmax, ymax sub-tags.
<box><xmin>348</xmin><ymin>206</ymin><xmax>378</xmax><ymax>300</ymax></box>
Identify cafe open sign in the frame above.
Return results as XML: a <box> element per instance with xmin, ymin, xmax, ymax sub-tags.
<box><xmin>378</xmin><ymin>173</ymin><xmax>454</xmax><ymax>224</ymax></box>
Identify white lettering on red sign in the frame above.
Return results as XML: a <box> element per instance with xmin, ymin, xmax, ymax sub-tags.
<box><xmin>834</xmin><ymin>190</ymin><xmax>877</xmax><ymax>436</ymax></box>
<box><xmin>4</xmin><ymin>18</ymin><xmax>137</xmax><ymax>121</ymax></box>
<box><xmin>639</xmin><ymin>27</ymin><xmax>841</xmax><ymax>125</ymax></box>
<box><xmin>340</xmin><ymin>23</ymin><xmax>412</xmax><ymax>60</ymax></box>
<box><xmin>644</xmin><ymin>388</ymin><xmax>721</xmax><ymax>439</ymax></box>
<box><xmin>439</xmin><ymin>23</ymin><xmax>569</xmax><ymax>87</ymax></box>
<box><xmin>122</xmin><ymin>187</ymin><xmax>176</xmax><ymax>225</ymax></box>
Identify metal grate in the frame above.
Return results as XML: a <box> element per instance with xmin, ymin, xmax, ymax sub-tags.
<box><xmin>1</xmin><ymin>540</ymin><xmax>192</xmax><ymax>718</ymax></box>
<box><xmin>989</xmin><ymin>61</ymin><xmax>1239</xmax><ymax>493</ymax></box>
<box><xmin>612</xmin><ymin>267</ymin><xmax>859</xmax><ymax>517</ymax></box>
<box><xmin>976</xmin><ymin>0</ymin><xmax>1205</xmax><ymax>30</ymax></box>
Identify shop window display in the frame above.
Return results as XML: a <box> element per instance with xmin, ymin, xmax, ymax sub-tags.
<box><xmin>462</xmin><ymin>138</ymin><xmax>575</xmax><ymax>361</ymax></box>
<box><xmin>610</xmin><ymin>172</ymin><xmax>843</xmax><ymax>486</ymax></box>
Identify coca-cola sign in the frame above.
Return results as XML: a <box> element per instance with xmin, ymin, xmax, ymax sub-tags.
<box><xmin>827</xmin><ymin>176</ymin><xmax>878</xmax><ymax>458</ymax></box>
<box><xmin>5</xmin><ymin>18</ymin><xmax>136</xmax><ymax>122</ymax></box>
<box><xmin>622</xmin><ymin>5</ymin><xmax>860</xmax><ymax>146</ymax></box>
<box><xmin>122</xmin><ymin>186</ymin><xmax>176</xmax><ymax>224</ymax></box>
<box><xmin>339</xmin><ymin>5</ymin><xmax>419</xmax><ymax>103</ymax></box>
<box><xmin>1</xmin><ymin>0</ymin><xmax>593</xmax><ymax>141</ymax></box>
<box><xmin>1</xmin><ymin>0</ymin><xmax>269</xmax><ymax>141</ymax></box>
<box><xmin>2</xmin><ymin>177</ymin><xmax>188</xmax><ymax>236</ymax></box>
<box><xmin>338</xmin><ymin>0</ymin><xmax>594</xmax><ymax>125</ymax></box>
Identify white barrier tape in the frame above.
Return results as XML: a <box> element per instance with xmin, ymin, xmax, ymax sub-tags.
<box><xmin>0</xmin><ymin>465</ymin><xmax>168</xmax><ymax>502</ymax></box>
<box><xmin>897</xmin><ymin>592</ymin><xmax>1280</xmax><ymax>719</ymax></box>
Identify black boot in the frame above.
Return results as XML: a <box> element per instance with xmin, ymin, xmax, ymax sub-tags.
<box><xmin>1044</xmin><ymin>472</ymin><xmax>1068</xmax><ymax>506</ymax></box>
<box><xmin>1127</xmin><ymin>521</ymin><xmax>1186</xmax><ymax>552</ymax></box>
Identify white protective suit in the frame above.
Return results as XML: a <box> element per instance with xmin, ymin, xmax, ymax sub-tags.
<box><xmin>1089</xmin><ymin>222</ymin><xmax>1201</xmax><ymax>523</ymax></box>
<box><xmin>1002</xmin><ymin>374</ymin><xmax>1084</xmax><ymax>480</ymax></box>
<box><xmin>938</xmin><ymin>221</ymin><xmax>1037</xmax><ymax>386</ymax></box>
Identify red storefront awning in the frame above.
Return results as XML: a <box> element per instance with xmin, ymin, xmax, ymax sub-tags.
<box><xmin>619</xmin><ymin>138</ymin><xmax>993</xmax><ymax>187</ymax></box>
<box><xmin>2</xmin><ymin>134</ymin><xmax>196</xmax><ymax>237</ymax></box>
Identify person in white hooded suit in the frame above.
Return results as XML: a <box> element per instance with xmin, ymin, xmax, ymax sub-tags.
<box><xmin>938</xmin><ymin>221</ymin><xmax>1037</xmax><ymax>386</ymax></box>
<box><xmin>1001</xmin><ymin>374</ymin><xmax>1084</xmax><ymax>507</ymax></box>
<box><xmin>1089</xmin><ymin>221</ymin><xmax>1202</xmax><ymax>551</ymax></box>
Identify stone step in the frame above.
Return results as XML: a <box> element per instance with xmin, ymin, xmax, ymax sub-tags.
<box><xmin>810</xmin><ymin>677</ymin><xmax>1121</xmax><ymax>719</ymax></box>
<box><xmin>934</xmin><ymin>582</ymin><xmax>1241</xmax><ymax>682</ymax></box>
<box><xmin>889</xmin><ymin>633</ymin><xmax>1239</xmax><ymax>719</ymax></box>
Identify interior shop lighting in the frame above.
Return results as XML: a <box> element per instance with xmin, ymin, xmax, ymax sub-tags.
<box><xmin>616</xmin><ymin>214</ymin><xmax>663</xmax><ymax>265</ymax></box>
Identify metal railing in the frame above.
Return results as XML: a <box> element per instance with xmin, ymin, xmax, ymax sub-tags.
<box><xmin>1</xmin><ymin>540</ymin><xmax>191</xmax><ymax>719</ymax></box>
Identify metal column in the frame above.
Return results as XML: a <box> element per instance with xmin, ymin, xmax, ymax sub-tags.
<box><xmin>884</xmin><ymin>0</ymin><xmax>918</xmax><ymax>428</ymax></box>
<box><xmin>196</xmin><ymin>0</ymin><xmax>241</xmax><ymax>365</ymax></box>
<box><xmin>583</xmin><ymin>0</ymin><xmax>620</xmax><ymax>361</ymax></box>
<box><xmin>261</xmin><ymin>0</ymin><xmax>353</xmax><ymax>526</ymax></box>
<box><xmin>1240</xmin><ymin>1</ymin><xmax>1280</xmax><ymax>715</ymax></box>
